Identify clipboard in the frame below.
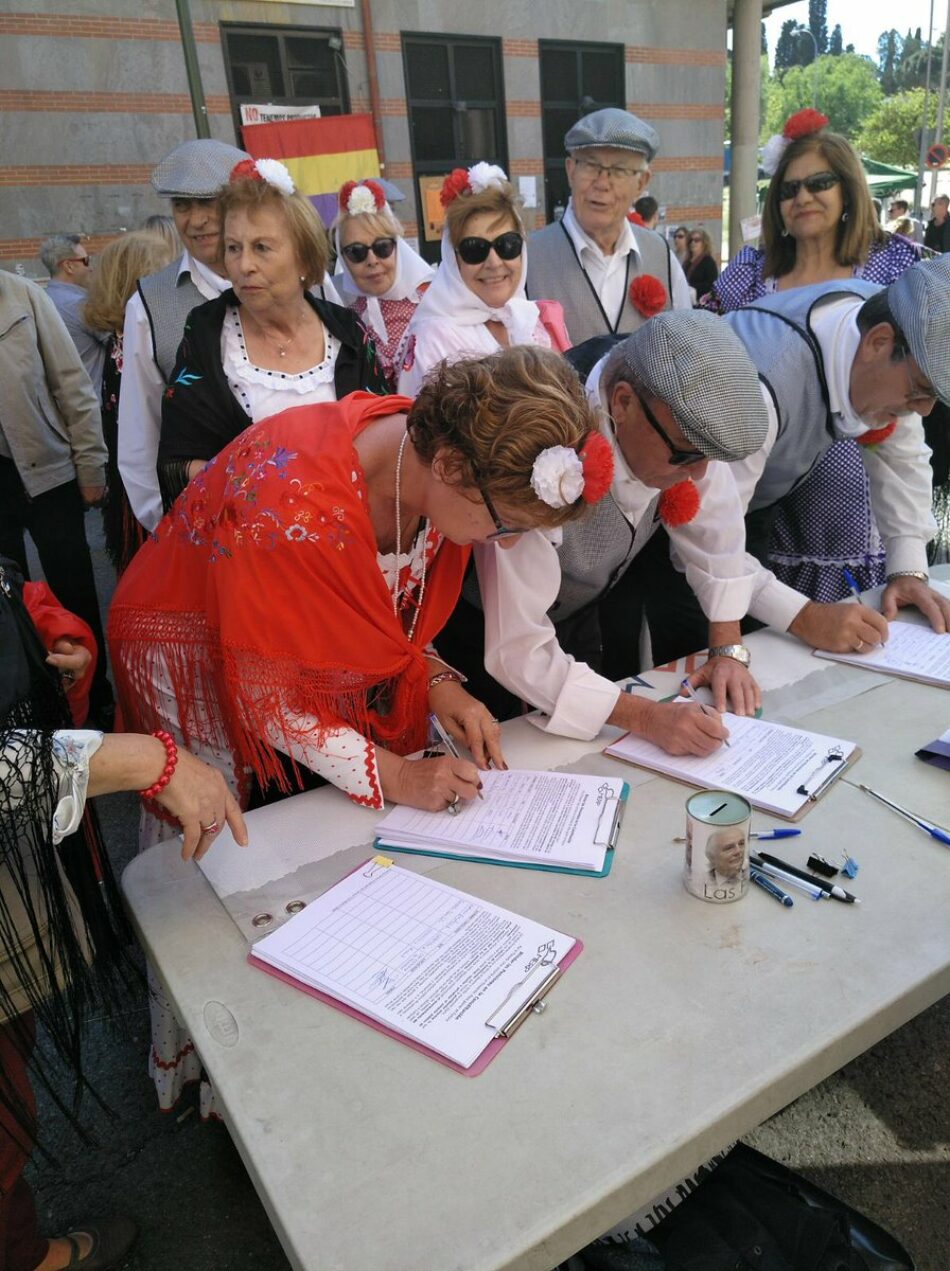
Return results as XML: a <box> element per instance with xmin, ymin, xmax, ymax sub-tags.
<box><xmin>247</xmin><ymin>858</ymin><xmax>583</xmax><ymax>1076</ymax></box>
<box><xmin>375</xmin><ymin>782</ymin><xmax>628</xmax><ymax>877</ymax></box>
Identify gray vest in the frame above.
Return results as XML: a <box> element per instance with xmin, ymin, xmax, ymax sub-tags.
<box><xmin>137</xmin><ymin>257</ymin><xmax>205</xmax><ymax>382</ymax></box>
<box><xmin>465</xmin><ymin>490</ymin><xmax>660</xmax><ymax>624</ymax></box>
<box><xmin>526</xmin><ymin>220</ymin><xmax>674</xmax><ymax>345</ymax></box>
<box><xmin>725</xmin><ymin>279</ymin><xmax>880</xmax><ymax>512</ymax></box>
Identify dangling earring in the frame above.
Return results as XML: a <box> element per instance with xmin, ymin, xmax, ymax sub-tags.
<box><xmin>841</xmin><ymin>210</ymin><xmax>849</xmax><ymax>223</ymax></box>
<box><xmin>781</xmin><ymin>227</ymin><xmax>789</xmax><ymax>238</ymax></box>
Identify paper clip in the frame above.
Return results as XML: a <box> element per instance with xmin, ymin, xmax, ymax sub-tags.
<box><xmin>484</xmin><ymin>962</ymin><xmax>563</xmax><ymax>1039</ymax></box>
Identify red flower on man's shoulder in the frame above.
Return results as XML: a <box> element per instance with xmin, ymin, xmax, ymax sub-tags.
<box><xmin>658</xmin><ymin>479</ymin><xmax>701</xmax><ymax>527</ymax></box>
<box><xmin>783</xmin><ymin>109</ymin><xmax>830</xmax><ymax>140</ymax></box>
<box><xmin>440</xmin><ymin>169</ymin><xmax>471</xmax><ymax>207</ymax></box>
<box><xmin>629</xmin><ymin>274</ymin><xmax>668</xmax><ymax>319</ymax></box>
<box><xmin>857</xmin><ymin>421</ymin><xmax>897</xmax><ymax>446</ymax></box>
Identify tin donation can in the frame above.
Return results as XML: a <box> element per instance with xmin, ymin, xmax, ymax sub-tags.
<box><xmin>684</xmin><ymin>789</ymin><xmax>752</xmax><ymax>903</ymax></box>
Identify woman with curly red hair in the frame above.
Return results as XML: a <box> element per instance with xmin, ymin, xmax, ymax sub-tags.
<box><xmin>397</xmin><ymin>163</ymin><xmax>570</xmax><ymax>396</ymax></box>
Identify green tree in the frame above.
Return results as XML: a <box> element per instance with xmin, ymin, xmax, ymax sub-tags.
<box><xmin>878</xmin><ymin>29</ymin><xmax>902</xmax><ymax>94</ymax></box>
<box><xmin>809</xmin><ymin>0</ymin><xmax>828</xmax><ymax>55</ymax></box>
<box><xmin>775</xmin><ymin>19</ymin><xmax>805</xmax><ymax>72</ymax></box>
<box><xmin>763</xmin><ymin>53</ymin><xmax>882</xmax><ymax>141</ymax></box>
<box><xmin>829</xmin><ymin>24</ymin><xmax>843</xmax><ymax>57</ymax></box>
<box><xmin>854</xmin><ymin>86</ymin><xmax>938</xmax><ymax>165</ymax></box>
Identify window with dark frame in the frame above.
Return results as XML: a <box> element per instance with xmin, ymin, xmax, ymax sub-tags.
<box><xmin>402</xmin><ymin>34</ymin><xmax>508</xmax><ymax>264</ymax></box>
<box><xmin>221</xmin><ymin>24</ymin><xmax>350</xmax><ymax>143</ymax></box>
<box><xmin>539</xmin><ymin>41</ymin><xmax>626</xmax><ymax>222</ymax></box>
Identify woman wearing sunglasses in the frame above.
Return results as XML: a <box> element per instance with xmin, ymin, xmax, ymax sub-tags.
<box><xmin>332</xmin><ymin>180</ymin><xmax>434</xmax><ymax>388</ymax></box>
<box><xmin>684</xmin><ymin>227</ymin><xmax>719</xmax><ymax>303</ymax></box>
<box><xmin>157</xmin><ymin>159</ymin><xmax>391</xmax><ymax>511</ymax></box>
<box><xmin>703</xmin><ymin>110</ymin><xmax>931</xmax><ymax>604</ymax></box>
<box><xmin>398</xmin><ymin>163</ymin><xmax>570</xmax><ymax>397</ymax></box>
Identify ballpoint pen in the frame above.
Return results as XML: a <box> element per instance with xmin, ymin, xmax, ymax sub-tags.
<box><xmin>855</xmin><ymin>783</ymin><xmax>950</xmax><ymax>847</ymax></box>
<box><xmin>842</xmin><ymin>567</ymin><xmax>863</xmax><ymax>603</ymax></box>
<box><xmin>673</xmin><ymin>829</ymin><xmax>801</xmax><ymax>843</ymax></box>
<box><xmin>756</xmin><ymin>851</ymin><xmax>860</xmax><ymax>903</ymax></box>
<box><xmin>750</xmin><ymin>856</ymin><xmax>827</xmax><ymax>900</ymax></box>
<box><xmin>679</xmin><ymin>679</ymin><xmax>731</xmax><ymax>747</ymax></box>
<box><xmin>428</xmin><ymin>713</ymin><xmax>485</xmax><ymax>799</ymax></box>
<box><xmin>750</xmin><ymin>869</ymin><xmax>794</xmax><ymax>907</ymax></box>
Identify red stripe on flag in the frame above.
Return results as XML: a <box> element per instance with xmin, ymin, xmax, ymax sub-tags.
<box><xmin>242</xmin><ymin>114</ymin><xmax>378</xmax><ymax>160</ymax></box>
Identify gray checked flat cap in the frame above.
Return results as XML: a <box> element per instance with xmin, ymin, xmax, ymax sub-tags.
<box><xmin>887</xmin><ymin>254</ymin><xmax>950</xmax><ymax>405</ymax></box>
<box><xmin>565</xmin><ymin>108</ymin><xmax>660</xmax><ymax>162</ymax></box>
<box><xmin>151</xmin><ymin>139</ymin><xmax>251</xmax><ymax>198</ymax></box>
<box><xmin>617</xmin><ymin>311</ymin><xmax>769</xmax><ymax>462</ymax></box>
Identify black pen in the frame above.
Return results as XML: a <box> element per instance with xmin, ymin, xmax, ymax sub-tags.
<box><xmin>756</xmin><ymin>851</ymin><xmax>860</xmax><ymax>904</ymax></box>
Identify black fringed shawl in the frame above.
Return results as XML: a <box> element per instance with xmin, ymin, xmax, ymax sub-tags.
<box><xmin>0</xmin><ymin>557</ymin><xmax>134</xmax><ymax>1158</ymax></box>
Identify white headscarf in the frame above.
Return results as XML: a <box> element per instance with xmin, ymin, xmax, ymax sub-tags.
<box><xmin>408</xmin><ymin>220</ymin><xmax>541</xmax><ymax>349</ymax></box>
<box><xmin>333</xmin><ymin>205</ymin><xmax>433</xmax><ymax>344</ymax></box>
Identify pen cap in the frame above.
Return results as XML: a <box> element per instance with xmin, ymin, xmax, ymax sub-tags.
<box><xmin>684</xmin><ymin>790</ymin><xmax>752</xmax><ymax>905</ymax></box>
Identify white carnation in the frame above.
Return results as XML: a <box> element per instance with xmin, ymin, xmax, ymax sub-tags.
<box><xmin>348</xmin><ymin>185</ymin><xmax>377</xmax><ymax>215</ymax></box>
<box><xmin>530</xmin><ymin>446</ymin><xmax>584</xmax><ymax>508</ymax></box>
<box><xmin>255</xmin><ymin>158</ymin><xmax>296</xmax><ymax>195</ymax></box>
<box><xmin>760</xmin><ymin>133</ymin><xmax>789</xmax><ymax>178</ymax></box>
<box><xmin>467</xmin><ymin>162</ymin><xmax>508</xmax><ymax>195</ymax></box>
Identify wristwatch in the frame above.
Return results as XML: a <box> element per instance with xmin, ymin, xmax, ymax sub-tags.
<box><xmin>707</xmin><ymin>644</ymin><xmax>751</xmax><ymax>667</ymax></box>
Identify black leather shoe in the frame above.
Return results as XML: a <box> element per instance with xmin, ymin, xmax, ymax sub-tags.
<box><xmin>62</xmin><ymin>1216</ymin><xmax>138</xmax><ymax>1269</ymax></box>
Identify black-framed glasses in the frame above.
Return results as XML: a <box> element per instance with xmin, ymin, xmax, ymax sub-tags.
<box><xmin>636</xmin><ymin>391</ymin><xmax>706</xmax><ymax>467</ymax></box>
<box><xmin>777</xmin><ymin>171</ymin><xmax>840</xmax><ymax>203</ymax></box>
<box><xmin>70</xmin><ymin>255</ymin><xmax>91</xmax><ymax>267</ymax></box>
<box><xmin>340</xmin><ymin>237</ymin><xmax>397</xmax><ymax>264</ymax></box>
<box><xmin>478</xmin><ymin>482</ymin><xmax>526</xmax><ymax>540</ymax></box>
<box><xmin>456</xmin><ymin>232</ymin><xmax>524</xmax><ymax>266</ymax></box>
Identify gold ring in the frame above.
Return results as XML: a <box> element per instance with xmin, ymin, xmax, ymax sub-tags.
<box><xmin>199</xmin><ymin>820</ymin><xmax>219</xmax><ymax>835</ymax></box>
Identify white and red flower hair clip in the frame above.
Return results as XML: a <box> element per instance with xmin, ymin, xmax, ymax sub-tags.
<box><xmin>529</xmin><ymin>432</ymin><xmax>614</xmax><ymax>509</ymax></box>
<box><xmin>339</xmin><ymin>179</ymin><xmax>387</xmax><ymax>216</ymax></box>
<box><xmin>760</xmin><ymin>108</ymin><xmax>830</xmax><ymax>177</ymax></box>
<box><xmin>229</xmin><ymin>157</ymin><xmax>296</xmax><ymax>195</ymax></box>
<box><xmin>439</xmin><ymin>162</ymin><xmax>509</xmax><ymax>207</ymax></box>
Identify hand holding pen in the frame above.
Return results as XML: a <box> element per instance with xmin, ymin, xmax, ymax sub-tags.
<box><xmin>679</xmin><ymin>679</ymin><xmax>731</xmax><ymax>748</ymax></box>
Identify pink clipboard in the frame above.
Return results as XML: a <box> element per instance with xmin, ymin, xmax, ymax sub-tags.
<box><xmin>246</xmin><ymin>858</ymin><xmax>583</xmax><ymax>1076</ymax></box>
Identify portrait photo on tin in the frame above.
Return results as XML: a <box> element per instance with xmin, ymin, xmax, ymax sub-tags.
<box><xmin>686</xmin><ymin>821</ymin><xmax>749</xmax><ymax>903</ymax></box>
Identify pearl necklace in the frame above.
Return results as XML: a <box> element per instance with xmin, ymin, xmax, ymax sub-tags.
<box><xmin>392</xmin><ymin>431</ymin><xmax>429</xmax><ymax>642</ymax></box>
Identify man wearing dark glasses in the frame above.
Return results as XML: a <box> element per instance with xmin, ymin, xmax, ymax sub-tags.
<box><xmin>526</xmin><ymin>108</ymin><xmax>691</xmax><ymax>345</ymax></box>
<box><xmin>41</xmin><ymin>233</ymin><xmax>107</xmax><ymax>388</ymax></box>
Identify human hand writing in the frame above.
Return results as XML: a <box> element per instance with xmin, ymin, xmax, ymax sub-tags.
<box><xmin>788</xmin><ymin>600</ymin><xmax>889</xmax><ymax>653</ymax></box>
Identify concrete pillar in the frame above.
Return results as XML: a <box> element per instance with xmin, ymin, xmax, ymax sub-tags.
<box><xmin>729</xmin><ymin>0</ymin><xmax>763</xmax><ymax>259</ymax></box>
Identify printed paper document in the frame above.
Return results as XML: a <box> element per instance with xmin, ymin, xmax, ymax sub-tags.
<box><xmin>815</xmin><ymin>621</ymin><xmax>950</xmax><ymax>687</ymax></box>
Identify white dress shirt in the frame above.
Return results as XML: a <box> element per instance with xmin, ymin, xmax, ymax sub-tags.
<box><xmin>561</xmin><ymin>203</ymin><xmax>693</xmax><ymax>321</ymax></box>
<box><xmin>117</xmin><ymin>253</ymin><xmax>229</xmax><ymax>532</ymax></box>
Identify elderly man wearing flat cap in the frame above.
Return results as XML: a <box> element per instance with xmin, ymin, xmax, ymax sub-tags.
<box><xmin>434</xmin><ymin>312</ymin><xmax>769</xmax><ymax>757</ymax></box>
<box><xmin>526</xmin><ymin>107</ymin><xmax>692</xmax><ymax>345</ymax></box>
<box><xmin>716</xmin><ymin>257</ymin><xmax>950</xmax><ymax>653</ymax></box>
<box><xmin>117</xmin><ymin>138</ymin><xmax>249</xmax><ymax>533</ymax></box>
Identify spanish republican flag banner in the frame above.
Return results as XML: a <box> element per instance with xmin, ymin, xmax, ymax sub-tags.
<box><xmin>242</xmin><ymin>114</ymin><xmax>380</xmax><ymax>224</ymax></box>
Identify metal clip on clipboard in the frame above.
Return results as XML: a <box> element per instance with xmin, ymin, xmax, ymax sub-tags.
<box><xmin>594</xmin><ymin>787</ymin><xmax>626</xmax><ymax>852</ymax></box>
<box><xmin>484</xmin><ymin>961</ymin><xmax>564</xmax><ymax>1039</ymax></box>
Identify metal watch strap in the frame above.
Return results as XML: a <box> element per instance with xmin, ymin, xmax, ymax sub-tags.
<box><xmin>885</xmin><ymin>570</ymin><xmax>929</xmax><ymax>583</ymax></box>
<box><xmin>706</xmin><ymin>644</ymin><xmax>751</xmax><ymax>666</ymax></box>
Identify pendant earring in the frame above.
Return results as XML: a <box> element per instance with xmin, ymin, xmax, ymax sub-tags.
<box><xmin>841</xmin><ymin>210</ymin><xmax>849</xmax><ymax>222</ymax></box>
<box><xmin>781</xmin><ymin>227</ymin><xmax>789</xmax><ymax>238</ymax></box>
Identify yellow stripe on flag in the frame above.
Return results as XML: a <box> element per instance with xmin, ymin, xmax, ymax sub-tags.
<box><xmin>283</xmin><ymin>149</ymin><xmax>380</xmax><ymax>197</ymax></box>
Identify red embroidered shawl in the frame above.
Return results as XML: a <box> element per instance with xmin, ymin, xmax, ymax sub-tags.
<box><xmin>108</xmin><ymin>393</ymin><xmax>470</xmax><ymax>789</ymax></box>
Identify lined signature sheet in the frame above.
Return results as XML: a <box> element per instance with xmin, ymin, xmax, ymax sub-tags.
<box><xmin>816</xmin><ymin>620</ymin><xmax>950</xmax><ymax>686</ymax></box>
<box><xmin>252</xmin><ymin>860</ymin><xmax>575</xmax><ymax>1068</ymax></box>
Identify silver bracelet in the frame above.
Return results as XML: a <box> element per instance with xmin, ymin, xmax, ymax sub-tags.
<box><xmin>885</xmin><ymin>570</ymin><xmax>929</xmax><ymax>583</ymax></box>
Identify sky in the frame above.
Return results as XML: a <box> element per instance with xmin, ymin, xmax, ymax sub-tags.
<box><xmin>762</xmin><ymin>0</ymin><xmax>946</xmax><ymax>66</ymax></box>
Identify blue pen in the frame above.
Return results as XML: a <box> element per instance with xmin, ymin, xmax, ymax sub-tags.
<box><xmin>842</xmin><ymin>567</ymin><xmax>863</xmax><ymax>603</ymax></box>
<box><xmin>752</xmin><ymin>829</ymin><xmax>801</xmax><ymax>841</ymax></box>
<box><xmin>857</xmin><ymin>783</ymin><xmax>950</xmax><ymax>847</ymax></box>
<box><xmin>751</xmin><ymin>869</ymin><xmax>794</xmax><ymax>907</ymax></box>
<box><xmin>750</xmin><ymin>855</ymin><xmax>826</xmax><ymax>900</ymax></box>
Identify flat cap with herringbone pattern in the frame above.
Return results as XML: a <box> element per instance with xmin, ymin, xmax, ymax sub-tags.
<box><xmin>151</xmin><ymin>139</ymin><xmax>250</xmax><ymax>199</ymax></box>
<box><xmin>888</xmin><ymin>254</ymin><xmax>950</xmax><ymax>405</ymax></box>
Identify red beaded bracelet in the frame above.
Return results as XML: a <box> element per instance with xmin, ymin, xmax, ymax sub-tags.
<box><xmin>139</xmin><ymin>730</ymin><xmax>178</xmax><ymax>799</ymax></box>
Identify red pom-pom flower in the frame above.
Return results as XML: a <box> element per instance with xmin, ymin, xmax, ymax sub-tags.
<box><xmin>578</xmin><ymin>431</ymin><xmax>614</xmax><ymax>504</ymax></box>
<box><xmin>658</xmin><ymin>479</ymin><xmax>701</xmax><ymax>527</ymax></box>
<box><xmin>856</xmin><ymin>421</ymin><xmax>897</xmax><ymax>447</ymax></box>
<box><xmin>338</xmin><ymin>179</ymin><xmax>359</xmax><ymax>210</ymax></box>
<box><xmin>629</xmin><ymin>274</ymin><xmax>668</xmax><ymax>319</ymax></box>
<box><xmin>230</xmin><ymin>158</ymin><xmax>262</xmax><ymax>183</ymax></box>
<box><xmin>783</xmin><ymin>109</ymin><xmax>830</xmax><ymax>140</ymax></box>
<box><xmin>440</xmin><ymin>168</ymin><xmax>472</xmax><ymax>207</ymax></box>
<box><xmin>626</xmin><ymin>210</ymin><xmax>647</xmax><ymax>226</ymax></box>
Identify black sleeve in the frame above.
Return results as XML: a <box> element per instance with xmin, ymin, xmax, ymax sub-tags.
<box><xmin>319</xmin><ymin>300</ymin><xmax>392</xmax><ymax>398</ymax></box>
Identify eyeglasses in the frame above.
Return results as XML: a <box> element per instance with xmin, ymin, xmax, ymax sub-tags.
<box><xmin>673</xmin><ymin>232</ymin><xmax>687</xmax><ymax>239</ymax></box>
<box><xmin>70</xmin><ymin>255</ymin><xmax>91</xmax><ymax>267</ymax></box>
<box><xmin>573</xmin><ymin>157</ymin><xmax>646</xmax><ymax>184</ymax></box>
<box><xmin>688</xmin><ymin>237</ymin><xmax>704</xmax><ymax>245</ymax></box>
<box><xmin>340</xmin><ymin>237</ymin><xmax>397</xmax><ymax>264</ymax></box>
<box><xmin>777</xmin><ymin>171</ymin><xmax>840</xmax><ymax>202</ymax></box>
<box><xmin>478</xmin><ymin>482</ymin><xmax>526</xmax><ymax>540</ymax></box>
<box><xmin>902</xmin><ymin>357</ymin><xmax>938</xmax><ymax>410</ymax></box>
<box><xmin>636</xmin><ymin>391</ymin><xmax>706</xmax><ymax>467</ymax></box>
<box><xmin>456</xmin><ymin>232</ymin><xmax>524</xmax><ymax>266</ymax></box>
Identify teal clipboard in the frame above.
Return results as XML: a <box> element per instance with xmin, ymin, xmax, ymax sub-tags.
<box><xmin>374</xmin><ymin>782</ymin><xmax>628</xmax><ymax>879</ymax></box>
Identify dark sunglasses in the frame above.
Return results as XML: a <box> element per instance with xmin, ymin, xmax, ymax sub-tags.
<box><xmin>456</xmin><ymin>232</ymin><xmax>524</xmax><ymax>266</ymax></box>
<box><xmin>777</xmin><ymin>171</ymin><xmax>840</xmax><ymax>202</ymax></box>
<box><xmin>340</xmin><ymin>237</ymin><xmax>397</xmax><ymax>264</ymax></box>
<box><xmin>636</xmin><ymin>391</ymin><xmax>706</xmax><ymax>467</ymax></box>
<box><xmin>478</xmin><ymin>482</ymin><xmax>525</xmax><ymax>540</ymax></box>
